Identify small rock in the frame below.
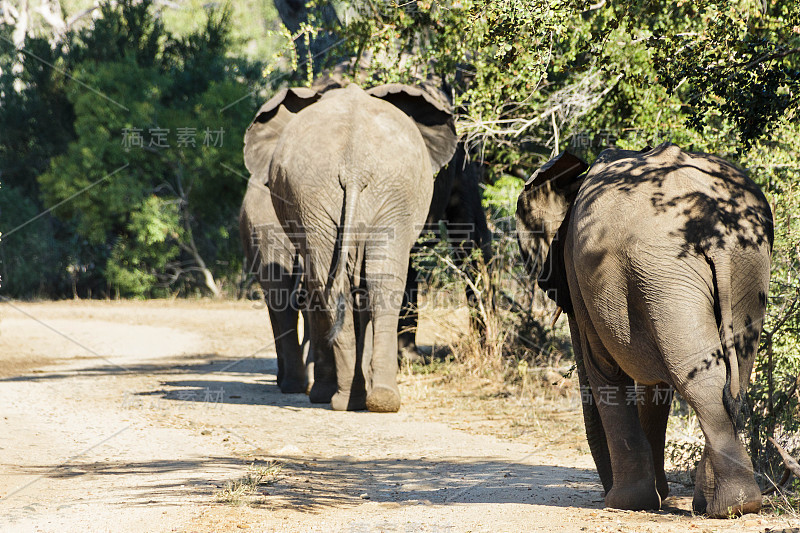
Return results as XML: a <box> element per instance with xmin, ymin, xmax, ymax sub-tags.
<box><xmin>359</xmin><ymin>493</ymin><xmax>370</xmax><ymax>500</ymax></box>
<box><xmin>201</xmin><ymin>430</ymin><xmax>211</xmax><ymax>436</ymax></box>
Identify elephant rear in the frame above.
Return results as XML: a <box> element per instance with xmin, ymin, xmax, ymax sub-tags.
<box><xmin>518</xmin><ymin>142</ymin><xmax>773</xmax><ymax>516</ymax></box>
<box><xmin>569</xmin><ymin>143</ymin><xmax>772</xmax><ymax>389</ymax></box>
<box><xmin>244</xmin><ymin>82</ymin><xmax>457</xmax><ymax>412</ymax></box>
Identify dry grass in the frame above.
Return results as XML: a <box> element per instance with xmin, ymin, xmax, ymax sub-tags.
<box><xmin>215</xmin><ymin>461</ymin><xmax>283</xmax><ymax>506</ymax></box>
<box><xmin>402</xmin><ymin>291</ymin><xmax>585</xmax><ymax>450</ymax></box>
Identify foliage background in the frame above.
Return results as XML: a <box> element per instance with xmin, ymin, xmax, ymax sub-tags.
<box><xmin>1</xmin><ymin>0</ymin><xmax>798</xmax><ymax>494</ymax></box>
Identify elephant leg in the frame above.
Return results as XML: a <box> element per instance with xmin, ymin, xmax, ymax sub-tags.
<box><xmin>638</xmin><ymin>383</ymin><xmax>673</xmax><ymax>500</ymax></box>
<box><xmin>329</xmin><ymin>295</ymin><xmax>367</xmax><ymax>411</ymax></box>
<box><xmin>307</xmin><ymin>301</ymin><xmax>337</xmax><ymax>404</ymax></box>
<box><xmin>354</xmin><ymin>289</ymin><xmax>374</xmax><ymax>384</ymax></box>
<box><xmin>364</xmin><ymin>251</ymin><xmax>405</xmax><ymax>413</ymax></box>
<box><xmin>674</xmin><ymin>380</ymin><xmax>760</xmax><ymax>515</ymax></box>
<box><xmin>397</xmin><ymin>262</ymin><xmax>421</xmax><ymax>361</ymax></box>
<box><xmin>261</xmin><ymin>263</ymin><xmax>306</xmax><ymax>394</ymax></box>
<box><xmin>691</xmin><ymin>399</ymin><xmax>759</xmax><ymax>516</ymax></box>
<box><xmin>693</xmin><ymin>446</ymin><xmax>712</xmax><ymax>514</ymax></box>
<box><xmin>568</xmin><ymin>315</ymin><xmax>613</xmax><ymax>496</ymax></box>
<box><xmin>664</xmin><ymin>329</ymin><xmax>761</xmax><ymax>517</ymax></box>
<box><xmin>581</xmin><ymin>324</ymin><xmax>661</xmax><ymax>510</ymax></box>
<box><xmin>266</xmin><ymin>304</ymin><xmax>306</xmax><ymax>393</ymax></box>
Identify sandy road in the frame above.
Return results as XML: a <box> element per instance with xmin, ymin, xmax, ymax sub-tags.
<box><xmin>0</xmin><ymin>300</ymin><xmax>797</xmax><ymax>532</ymax></box>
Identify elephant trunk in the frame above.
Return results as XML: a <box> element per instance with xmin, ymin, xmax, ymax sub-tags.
<box><xmin>327</xmin><ymin>177</ymin><xmax>362</xmax><ymax>343</ymax></box>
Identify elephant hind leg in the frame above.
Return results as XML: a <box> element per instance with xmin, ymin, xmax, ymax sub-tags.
<box><xmin>664</xmin><ymin>330</ymin><xmax>761</xmax><ymax>517</ymax></box>
<box><xmin>638</xmin><ymin>384</ymin><xmax>673</xmax><ymax>500</ymax></box>
<box><xmin>569</xmin><ymin>315</ymin><xmax>613</xmax><ymax>496</ymax></box>
<box><xmin>364</xmin><ymin>250</ymin><xmax>405</xmax><ymax>413</ymax></box>
<box><xmin>581</xmin><ymin>322</ymin><xmax>661</xmax><ymax>511</ymax></box>
<box><xmin>329</xmin><ymin>297</ymin><xmax>367</xmax><ymax>411</ymax></box>
<box><xmin>307</xmin><ymin>303</ymin><xmax>338</xmax><ymax>404</ymax></box>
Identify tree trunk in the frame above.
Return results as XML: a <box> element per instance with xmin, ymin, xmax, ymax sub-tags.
<box><xmin>180</xmin><ymin>235</ymin><xmax>220</xmax><ymax>298</ymax></box>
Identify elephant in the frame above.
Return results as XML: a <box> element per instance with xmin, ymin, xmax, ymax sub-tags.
<box><xmin>307</xmin><ymin>68</ymin><xmax>493</xmax><ymax>359</ymax></box>
<box><xmin>516</xmin><ymin>143</ymin><xmax>773</xmax><ymax>517</ymax></box>
<box><xmin>239</xmin><ymin>176</ymin><xmax>312</xmax><ymax>393</ymax></box>
<box><xmin>243</xmin><ymin>83</ymin><xmax>458</xmax><ymax>412</ymax></box>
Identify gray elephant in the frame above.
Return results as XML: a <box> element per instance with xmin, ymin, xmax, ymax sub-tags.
<box><xmin>307</xmin><ymin>69</ymin><xmax>493</xmax><ymax>359</ymax></box>
<box><xmin>516</xmin><ymin>143</ymin><xmax>773</xmax><ymax>517</ymax></box>
<box><xmin>239</xmin><ymin>176</ymin><xmax>311</xmax><ymax>393</ymax></box>
<box><xmin>244</xmin><ymin>83</ymin><xmax>457</xmax><ymax>412</ymax></box>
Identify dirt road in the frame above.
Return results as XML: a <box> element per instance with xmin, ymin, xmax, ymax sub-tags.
<box><xmin>0</xmin><ymin>300</ymin><xmax>796</xmax><ymax>532</ymax></box>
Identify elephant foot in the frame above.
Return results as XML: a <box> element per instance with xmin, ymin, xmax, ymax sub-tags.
<box><xmin>279</xmin><ymin>376</ymin><xmax>307</xmax><ymax>394</ymax></box>
<box><xmin>309</xmin><ymin>381</ymin><xmax>337</xmax><ymax>403</ymax></box>
<box><xmin>692</xmin><ymin>495</ymin><xmax>707</xmax><ymax>516</ymax></box>
<box><xmin>366</xmin><ymin>385</ymin><xmax>401</xmax><ymax>413</ymax></box>
<box><xmin>331</xmin><ymin>391</ymin><xmax>367</xmax><ymax>411</ymax></box>
<box><xmin>702</xmin><ymin>485</ymin><xmax>761</xmax><ymax>518</ymax></box>
<box><xmin>605</xmin><ymin>479</ymin><xmax>661</xmax><ymax>511</ymax></box>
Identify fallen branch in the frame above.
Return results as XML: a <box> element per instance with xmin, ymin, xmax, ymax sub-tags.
<box><xmin>767</xmin><ymin>436</ymin><xmax>800</xmax><ymax>481</ymax></box>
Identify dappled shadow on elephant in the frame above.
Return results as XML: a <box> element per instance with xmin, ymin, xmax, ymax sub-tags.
<box><xmin>516</xmin><ymin>143</ymin><xmax>773</xmax><ymax>518</ymax></box>
<box><xmin>574</xmin><ymin>145</ymin><xmax>772</xmax><ymax>257</ymax></box>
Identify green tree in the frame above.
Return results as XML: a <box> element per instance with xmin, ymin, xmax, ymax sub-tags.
<box><xmin>32</xmin><ymin>0</ymin><xmax>262</xmax><ymax>297</ymax></box>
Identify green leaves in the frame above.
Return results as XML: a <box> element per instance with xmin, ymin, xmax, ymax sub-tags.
<box><xmin>27</xmin><ymin>0</ymin><xmax>262</xmax><ymax>297</ymax></box>
<box><xmin>648</xmin><ymin>0</ymin><xmax>800</xmax><ymax>147</ymax></box>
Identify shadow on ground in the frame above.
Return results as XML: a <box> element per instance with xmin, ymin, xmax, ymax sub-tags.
<box><xmin>0</xmin><ymin>354</ymin><xmax>325</xmax><ymax>408</ymax></box>
<box><xmin>3</xmin><ymin>453</ymin><xmax>606</xmax><ymax>512</ymax></box>
<box><xmin>0</xmin><ymin>349</ymin><xmax>447</xmax><ymax>411</ymax></box>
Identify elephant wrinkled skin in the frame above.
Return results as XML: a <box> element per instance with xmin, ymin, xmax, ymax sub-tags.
<box><xmin>244</xmin><ymin>83</ymin><xmax>457</xmax><ymax>412</ymax></box>
<box><xmin>516</xmin><ymin>143</ymin><xmax>773</xmax><ymax>517</ymax></box>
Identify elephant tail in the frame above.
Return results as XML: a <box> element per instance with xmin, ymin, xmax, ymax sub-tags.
<box><xmin>708</xmin><ymin>251</ymin><xmax>742</xmax><ymax>426</ymax></box>
<box><xmin>327</xmin><ymin>179</ymin><xmax>361</xmax><ymax>344</ymax></box>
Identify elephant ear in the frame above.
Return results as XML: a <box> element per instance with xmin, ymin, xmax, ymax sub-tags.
<box><xmin>521</xmin><ymin>150</ymin><xmax>589</xmax><ymax>197</ymax></box>
<box><xmin>244</xmin><ymin>87</ymin><xmax>321</xmax><ymax>184</ymax></box>
<box><xmin>516</xmin><ymin>151</ymin><xmax>588</xmax><ymax>311</ymax></box>
<box><xmin>366</xmin><ymin>83</ymin><xmax>457</xmax><ymax>174</ymax></box>
<box><xmin>538</xmin><ymin>206</ymin><xmax>574</xmax><ymax>312</ymax></box>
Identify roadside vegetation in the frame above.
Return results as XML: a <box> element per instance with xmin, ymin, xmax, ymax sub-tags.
<box><xmin>1</xmin><ymin>0</ymin><xmax>798</xmax><ymax>511</ymax></box>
